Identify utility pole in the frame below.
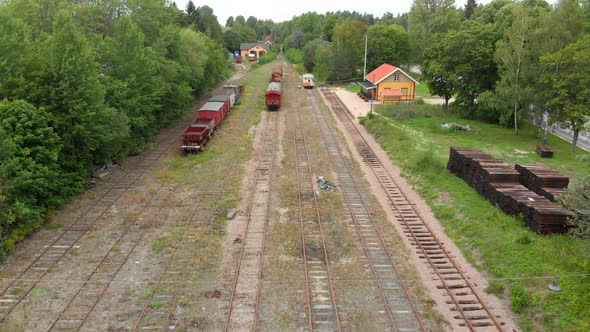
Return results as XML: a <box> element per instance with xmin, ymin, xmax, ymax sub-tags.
<box><xmin>363</xmin><ymin>35</ymin><xmax>368</xmax><ymax>79</ymax></box>
<box><xmin>370</xmin><ymin>71</ymin><xmax>375</xmax><ymax>117</ymax></box>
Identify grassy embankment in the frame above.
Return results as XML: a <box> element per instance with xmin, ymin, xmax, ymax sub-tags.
<box><xmin>361</xmin><ymin>103</ymin><xmax>590</xmax><ymax>331</ymax></box>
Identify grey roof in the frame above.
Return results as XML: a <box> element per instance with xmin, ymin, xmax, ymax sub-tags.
<box><xmin>199</xmin><ymin>102</ymin><xmax>225</xmax><ymax>111</ymax></box>
<box><xmin>240</xmin><ymin>43</ymin><xmax>270</xmax><ymax>51</ymax></box>
<box><xmin>266</xmin><ymin>82</ymin><xmax>282</xmax><ymax>93</ymax></box>
<box><xmin>359</xmin><ymin>81</ymin><xmax>375</xmax><ymax>89</ymax></box>
<box><xmin>208</xmin><ymin>95</ymin><xmax>231</xmax><ymax>102</ymax></box>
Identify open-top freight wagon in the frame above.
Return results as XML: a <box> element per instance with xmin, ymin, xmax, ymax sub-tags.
<box><xmin>180</xmin><ymin>85</ymin><xmax>244</xmax><ymax>153</ymax></box>
<box><xmin>181</xmin><ymin>118</ymin><xmax>215</xmax><ymax>153</ymax></box>
<box><xmin>271</xmin><ymin>65</ymin><xmax>283</xmax><ymax>83</ymax></box>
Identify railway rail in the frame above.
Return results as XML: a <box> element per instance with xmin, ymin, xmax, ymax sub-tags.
<box><xmin>0</xmin><ymin>68</ymin><xmax>249</xmax><ymax>326</ymax></box>
<box><xmin>320</xmin><ymin>88</ymin><xmax>504</xmax><ymax>331</ymax></box>
<box><xmin>223</xmin><ymin>110</ymin><xmax>279</xmax><ymax>332</ymax></box>
<box><xmin>307</xmin><ymin>90</ymin><xmax>425</xmax><ymax>332</ymax></box>
<box><xmin>0</xmin><ymin>119</ymin><xmax>188</xmax><ymax>323</ymax></box>
<box><xmin>291</xmin><ymin>94</ymin><xmax>342</xmax><ymax>331</ymax></box>
<box><xmin>132</xmin><ymin>85</ymin><xmax>262</xmax><ymax>331</ymax></box>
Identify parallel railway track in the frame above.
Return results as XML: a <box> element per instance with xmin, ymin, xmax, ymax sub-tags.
<box><xmin>307</xmin><ymin>90</ymin><xmax>425</xmax><ymax>332</ymax></box>
<box><xmin>320</xmin><ymin>88</ymin><xmax>504</xmax><ymax>331</ymax></box>
<box><xmin>290</xmin><ymin>93</ymin><xmax>342</xmax><ymax>331</ymax></box>
<box><xmin>223</xmin><ymin>110</ymin><xmax>278</xmax><ymax>332</ymax></box>
<box><xmin>0</xmin><ymin>69</ymin><xmax>249</xmax><ymax>327</ymax></box>
<box><xmin>132</xmin><ymin>85</ymin><xmax>263</xmax><ymax>331</ymax></box>
<box><xmin>0</xmin><ymin>119</ymin><xmax>188</xmax><ymax>323</ymax></box>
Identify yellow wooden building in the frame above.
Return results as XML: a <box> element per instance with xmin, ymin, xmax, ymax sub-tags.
<box><xmin>361</xmin><ymin>63</ymin><xmax>419</xmax><ymax>104</ymax></box>
<box><xmin>240</xmin><ymin>43</ymin><xmax>270</xmax><ymax>61</ymax></box>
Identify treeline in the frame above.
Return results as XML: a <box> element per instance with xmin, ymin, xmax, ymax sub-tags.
<box><xmin>0</xmin><ymin>0</ymin><xmax>228</xmax><ymax>259</ymax></box>
<box><xmin>420</xmin><ymin>0</ymin><xmax>590</xmax><ymax>152</ymax></box>
<box><xmin>217</xmin><ymin>0</ymin><xmax>589</xmax><ymax>152</ymax></box>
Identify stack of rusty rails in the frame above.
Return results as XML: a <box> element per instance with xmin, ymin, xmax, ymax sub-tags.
<box><xmin>320</xmin><ymin>89</ymin><xmax>503</xmax><ymax>330</ymax></box>
<box><xmin>132</xmin><ymin>86</ymin><xmax>262</xmax><ymax>331</ymax></box>
<box><xmin>309</xmin><ymin>90</ymin><xmax>425</xmax><ymax>332</ymax></box>
<box><xmin>291</xmin><ymin>98</ymin><xmax>342</xmax><ymax>331</ymax></box>
<box><xmin>448</xmin><ymin>147</ymin><xmax>575</xmax><ymax>235</ymax></box>
<box><xmin>514</xmin><ymin>164</ymin><xmax>569</xmax><ymax>202</ymax></box>
<box><xmin>0</xmin><ymin>116</ymin><xmax>190</xmax><ymax>323</ymax></box>
<box><xmin>224</xmin><ymin>111</ymin><xmax>279</xmax><ymax>332</ymax></box>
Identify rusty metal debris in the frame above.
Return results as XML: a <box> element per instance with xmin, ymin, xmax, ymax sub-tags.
<box><xmin>316</xmin><ymin>176</ymin><xmax>337</xmax><ymax>191</ymax></box>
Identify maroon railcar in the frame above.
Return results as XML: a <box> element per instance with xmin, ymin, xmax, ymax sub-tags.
<box><xmin>198</xmin><ymin>102</ymin><xmax>226</xmax><ymax>128</ymax></box>
<box><xmin>181</xmin><ymin>117</ymin><xmax>215</xmax><ymax>153</ymax></box>
<box><xmin>265</xmin><ymin>82</ymin><xmax>282</xmax><ymax>110</ymax></box>
<box><xmin>271</xmin><ymin>65</ymin><xmax>283</xmax><ymax>83</ymax></box>
<box><xmin>208</xmin><ymin>94</ymin><xmax>232</xmax><ymax>118</ymax></box>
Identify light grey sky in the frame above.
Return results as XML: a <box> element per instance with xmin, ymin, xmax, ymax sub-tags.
<box><xmin>172</xmin><ymin>0</ymin><xmax>497</xmax><ymax>26</ymax></box>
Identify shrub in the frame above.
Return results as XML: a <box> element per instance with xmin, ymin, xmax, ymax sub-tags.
<box><xmin>485</xmin><ymin>280</ymin><xmax>506</xmax><ymax>297</ymax></box>
<box><xmin>257</xmin><ymin>52</ymin><xmax>277</xmax><ymax>65</ymax></box>
<box><xmin>511</xmin><ymin>285</ymin><xmax>530</xmax><ymax>313</ymax></box>
<box><xmin>414</xmin><ymin>98</ymin><xmax>425</xmax><ymax>105</ymax></box>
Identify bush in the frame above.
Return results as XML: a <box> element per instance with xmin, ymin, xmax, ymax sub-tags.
<box><xmin>257</xmin><ymin>51</ymin><xmax>277</xmax><ymax>65</ymax></box>
<box><xmin>414</xmin><ymin>98</ymin><xmax>425</xmax><ymax>105</ymax></box>
<box><xmin>511</xmin><ymin>285</ymin><xmax>530</xmax><ymax>313</ymax></box>
<box><xmin>284</xmin><ymin>48</ymin><xmax>303</xmax><ymax>64</ymax></box>
<box><xmin>485</xmin><ymin>280</ymin><xmax>506</xmax><ymax>297</ymax></box>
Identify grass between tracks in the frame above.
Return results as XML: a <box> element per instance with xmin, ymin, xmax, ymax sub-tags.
<box><xmin>360</xmin><ymin>103</ymin><xmax>590</xmax><ymax>331</ymax></box>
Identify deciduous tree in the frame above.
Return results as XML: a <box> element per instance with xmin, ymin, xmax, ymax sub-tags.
<box><xmin>408</xmin><ymin>0</ymin><xmax>460</xmax><ymax>63</ymax></box>
<box><xmin>540</xmin><ymin>35</ymin><xmax>590</xmax><ymax>153</ymax></box>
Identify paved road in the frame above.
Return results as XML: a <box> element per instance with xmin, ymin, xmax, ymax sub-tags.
<box><xmin>548</xmin><ymin>125</ymin><xmax>590</xmax><ymax>153</ymax></box>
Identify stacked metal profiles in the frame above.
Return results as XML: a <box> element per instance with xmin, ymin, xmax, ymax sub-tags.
<box><xmin>448</xmin><ymin>147</ymin><xmax>574</xmax><ymax>234</ymax></box>
<box><xmin>515</xmin><ymin>164</ymin><xmax>569</xmax><ymax>202</ymax></box>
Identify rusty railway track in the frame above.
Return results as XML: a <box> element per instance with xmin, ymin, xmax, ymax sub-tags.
<box><xmin>320</xmin><ymin>88</ymin><xmax>504</xmax><ymax>331</ymax></box>
<box><xmin>0</xmin><ymin>119</ymin><xmax>189</xmax><ymax>323</ymax></box>
<box><xmin>0</xmin><ymin>68</ymin><xmax>250</xmax><ymax>327</ymax></box>
<box><xmin>307</xmin><ymin>89</ymin><xmax>425</xmax><ymax>332</ymax></box>
<box><xmin>291</xmin><ymin>96</ymin><xmax>342</xmax><ymax>331</ymax></box>
<box><xmin>131</xmin><ymin>88</ymin><xmax>261</xmax><ymax>331</ymax></box>
<box><xmin>223</xmin><ymin>110</ymin><xmax>278</xmax><ymax>332</ymax></box>
<box><xmin>47</xmin><ymin>183</ymin><xmax>178</xmax><ymax>331</ymax></box>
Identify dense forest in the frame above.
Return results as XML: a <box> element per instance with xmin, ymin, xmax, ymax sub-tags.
<box><xmin>0</xmin><ymin>0</ymin><xmax>229</xmax><ymax>259</ymax></box>
<box><xmin>219</xmin><ymin>0</ymin><xmax>589</xmax><ymax>150</ymax></box>
<box><xmin>0</xmin><ymin>0</ymin><xmax>588</xmax><ymax>259</ymax></box>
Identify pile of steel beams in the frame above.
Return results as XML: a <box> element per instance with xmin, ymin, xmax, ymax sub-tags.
<box><xmin>447</xmin><ymin>147</ymin><xmax>574</xmax><ymax>234</ymax></box>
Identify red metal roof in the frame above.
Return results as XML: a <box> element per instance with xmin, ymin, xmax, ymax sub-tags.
<box><xmin>366</xmin><ymin>64</ymin><xmax>398</xmax><ymax>83</ymax></box>
<box><xmin>365</xmin><ymin>63</ymin><xmax>419</xmax><ymax>85</ymax></box>
<box><xmin>382</xmin><ymin>89</ymin><xmax>402</xmax><ymax>97</ymax></box>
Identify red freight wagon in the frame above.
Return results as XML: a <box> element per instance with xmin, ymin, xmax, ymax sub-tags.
<box><xmin>198</xmin><ymin>101</ymin><xmax>226</xmax><ymax>127</ymax></box>
<box><xmin>223</xmin><ymin>84</ymin><xmax>244</xmax><ymax>103</ymax></box>
<box><xmin>181</xmin><ymin>117</ymin><xmax>215</xmax><ymax>153</ymax></box>
<box><xmin>265</xmin><ymin>82</ymin><xmax>282</xmax><ymax>110</ymax></box>
<box><xmin>208</xmin><ymin>94</ymin><xmax>232</xmax><ymax>117</ymax></box>
<box><xmin>271</xmin><ymin>65</ymin><xmax>282</xmax><ymax>83</ymax></box>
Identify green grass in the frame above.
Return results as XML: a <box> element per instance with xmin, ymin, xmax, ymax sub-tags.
<box><xmin>151</xmin><ymin>237</ymin><xmax>167</xmax><ymax>254</ymax></box>
<box><xmin>346</xmin><ymin>83</ymin><xmax>362</xmax><ymax>94</ymax></box>
<box><xmin>415</xmin><ymin>82</ymin><xmax>431</xmax><ymax>97</ymax></box>
<box><xmin>363</xmin><ymin>105</ymin><xmax>590</xmax><ymax>331</ymax></box>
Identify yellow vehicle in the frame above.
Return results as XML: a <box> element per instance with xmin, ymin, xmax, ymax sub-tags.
<box><xmin>302</xmin><ymin>74</ymin><xmax>315</xmax><ymax>89</ymax></box>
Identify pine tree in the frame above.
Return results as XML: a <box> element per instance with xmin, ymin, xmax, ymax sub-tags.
<box><xmin>464</xmin><ymin>0</ymin><xmax>477</xmax><ymax>19</ymax></box>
